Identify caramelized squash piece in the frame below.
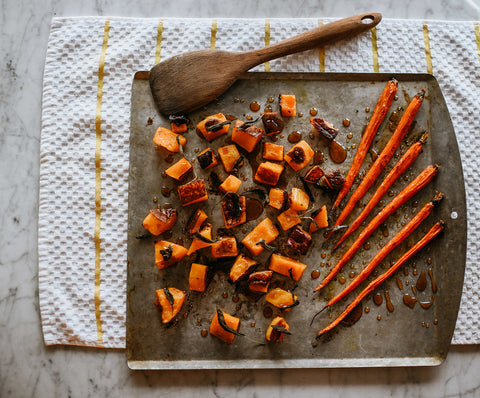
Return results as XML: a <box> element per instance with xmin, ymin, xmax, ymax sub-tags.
<box><xmin>221</xmin><ymin>194</ymin><xmax>246</xmax><ymax>228</ymax></box>
<box><xmin>153</xmin><ymin>126</ymin><xmax>187</xmax><ymax>153</ymax></box>
<box><xmin>155</xmin><ymin>287</ymin><xmax>186</xmax><ymax>323</ymax></box>
<box><xmin>169</xmin><ymin>115</ymin><xmax>189</xmax><ymax>134</ymax></box>
<box><xmin>186</xmin><ymin>208</ymin><xmax>208</xmax><ymax>234</ymax></box>
<box><xmin>309</xmin><ymin>205</ymin><xmax>328</xmax><ymax>233</ymax></box>
<box><xmin>197</xmin><ymin>113</ymin><xmax>230</xmax><ymax>141</ymax></box>
<box><xmin>218</xmin><ymin>145</ymin><xmax>241</xmax><ymax>173</ymax></box>
<box><xmin>254</xmin><ymin>161</ymin><xmax>284</xmax><ymax>186</ymax></box>
<box><xmin>187</xmin><ymin>223</ymin><xmax>213</xmax><ymax>255</ymax></box>
<box><xmin>154</xmin><ymin>240</ymin><xmax>188</xmax><ymax>269</ymax></box>
<box><xmin>279</xmin><ymin>94</ymin><xmax>296</xmax><ymax>117</ymax></box>
<box><xmin>229</xmin><ymin>254</ymin><xmax>257</xmax><ymax>282</ymax></box>
<box><xmin>178</xmin><ymin>179</ymin><xmax>208</xmax><ymax>206</ymax></box>
<box><xmin>210</xmin><ymin>310</ymin><xmax>240</xmax><ymax>344</ymax></box>
<box><xmin>269</xmin><ymin>253</ymin><xmax>307</xmax><ymax>281</ymax></box>
<box><xmin>142</xmin><ymin>208</ymin><xmax>177</xmax><ymax>236</ymax></box>
<box><xmin>211</xmin><ymin>236</ymin><xmax>238</xmax><ymax>258</ymax></box>
<box><xmin>304</xmin><ymin>165</ymin><xmax>324</xmax><ymax>183</ymax></box>
<box><xmin>265</xmin><ymin>288</ymin><xmax>298</xmax><ymax>311</ymax></box>
<box><xmin>232</xmin><ymin>120</ymin><xmax>264</xmax><ymax>152</ymax></box>
<box><xmin>284</xmin><ymin>140</ymin><xmax>314</xmax><ymax>171</ymax></box>
<box><xmin>165</xmin><ymin>157</ymin><xmax>193</xmax><ymax>181</ymax></box>
<box><xmin>262</xmin><ymin>112</ymin><xmax>284</xmax><ymax>135</ymax></box>
<box><xmin>219</xmin><ymin>174</ymin><xmax>242</xmax><ymax>194</ymax></box>
<box><xmin>289</xmin><ymin>187</ymin><xmax>309</xmax><ymax>211</ymax></box>
<box><xmin>286</xmin><ymin>226</ymin><xmax>312</xmax><ymax>255</ymax></box>
<box><xmin>268</xmin><ymin>188</ymin><xmax>287</xmax><ymax>210</ymax></box>
<box><xmin>262</xmin><ymin>142</ymin><xmax>284</xmax><ymax>161</ymax></box>
<box><xmin>189</xmin><ymin>263</ymin><xmax>208</xmax><ymax>292</ymax></box>
<box><xmin>266</xmin><ymin>316</ymin><xmax>290</xmax><ymax>342</ymax></box>
<box><xmin>248</xmin><ymin>270</ymin><xmax>273</xmax><ymax>293</ymax></box>
<box><xmin>277</xmin><ymin>208</ymin><xmax>300</xmax><ymax>231</ymax></box>
<box><xmin>197</xmin><ymin>147</ymin><xmax>218</xmax><ymax>169</ymax></box>
<box><xmin>242</xmin><ymin>217</ymin><xmax>279</xmax><ymax>256</ymax></box>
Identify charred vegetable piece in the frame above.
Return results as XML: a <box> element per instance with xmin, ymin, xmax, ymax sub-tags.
<box><xmin>165</xmin><ymin>157</ymin><xmax>193</xmax><ymax>181</ymax></box>
<box><xmin>229</xmin><ymin>254</ymin><xmax>257</xmax><ymax>282</ymax></box>
<box><xmin>277</xmin><ymin>208</ymin><xmax>301</xmax><ymax>231</ymax></box>
<box><xmin>262</xmin><ymin>142</ymin><xmax>284</xmax><ymax>161</ymax></box>
<box><xmin>187</xmin><ymin>223</ymin><xmax>213</xmax><ymax>255</ymax></box>
<box><xmin>219</xmin><ymin>175</ymin><xmax>242</xmax><ymax>194</ymax></box>
<box><xmin>268</xmin><ymin>188</ymin><xmax>287</xmax><ymax>210</ymax></box>
<box><xmin>248</xmin><ymin>270</ymin><xmax>273</xmax><ymax>293</ymax></box>
<box><xmin>279</xmin><ymin>94</ymin><xmax>296</xmax><ymax>117</ymax></box>
<box><xmin>265</xmin><ymin>288</ymin><xmax>299</xmax><ymax>311</ymax></box>
<box><xmin>154</xmin><ymin>240</ymin><xmax>188</xmax><ymax>269</ymax></box>
<box><xmin>189</xmin><ymin>263</ymin><xmax>208</xmax><ymax>292</ymax></box>
<box><xmin>169</xmin><ymin>115</ymin><xmax>189</xmax><ymax>134</ymax></box>
<box><xmin>286</xmin><ymin>226</ymin><xmax>312</xmax><ymax>255</ymax></box>
<box><xmin>289</xmin><ymin>187</ymin><xmax>310</xmax><ymax>211</ymax></box>
<box><xmin>218</xmin><ymin>144</ymin><xmax>242</xmax><ymax>173</ymax></box>
<box><xmin>178</xmin><ymin>179</ymin><xmax>208</xmax><ymax>206</ymax></box>
<box><xmin>261</xmin><ymin>112</ymin><xmax>284</xmax><ymax>135</ymax></box>
<box><xmin>211</xmin><ymin>236</ymin><xmax>238</xmax><ymax>258</ymax></box>
<box><xmin>210</xmin><ymin>310</ymin><xmax>241</xmax><ymax>344</ymax></box>
<box><xmin>155</xmin><ymin>287</ymin><xmax>186</xmax><ymax>323</ymax></box>
<box><xmin>266</xmin><ymin>316</ymin><xmax>291</xmax><ymax>342</ymax></box>
<box><xmin>242</xmin><ymin>217</ymin><xmax>279</xmax><ymax>256</ymax></box>
<box><xmin>197</xmin><ymin>113</ymin><xmax>230</xmax><ymax>141</ymax></box>
<box><xmin>304</xmin><ymin>165</ymin><xmax>324</xmax><ymax>184</ymax></box>
<box><xmin>269</xmin><ymin>253</ymin><xmax>307</xmax><ymax>281</ymax></box>
<box><xmin>232</xmin><ymin>120</ymin><xmax>264</xmax><ymax>152</ymax></box>
<box><xmin>284</xmin><ymin>140</ymin><xmax>314</xmax><ymax>171</ymax></box>
<box><xmin>142</xmin><ymin>208</ymin><xmax>177</xmax><ymax>236</ymax></box>
<box><xmin>186</xmin><ymin>208</ymin><xmax>208</xmax><ymax>234</ymax></box>
<box><xmin>309</xmin><ymin>205</ymin><xmax>329</xmax><ymax>233</ymax></box>
<box><xmin>153</xmin><ymin>126</ymin><xmax>187</xmax><ymax>153</ymax></box>
<box><xmin>318</xmin><ymin>169</ymin><xmax>345</xmax><ymax>191</ymax></box>
<box><xmin>310</xmin><ymin>118</ymin><xmax>339</xmax><ymax>142</ymax></box>
<box><xmin>221</xmin><ymin>194</ymin><xmax>246</xmax><ymax>228</ymax></box>
<box><xmin>197</xmin><ymin>147</ymin><xmax>218</xmax><ymax>169</ymax></box>
<box><xmin>254</xmin><ymin>161</ymin><xmax>284</xmax><ymax>186</ymax></box>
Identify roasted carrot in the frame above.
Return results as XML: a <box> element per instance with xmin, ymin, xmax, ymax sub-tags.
<box><xmin>315</xmin><ymin>164</ymin><xmax>438</xmax><ymax>291</ymax></box>
<box><xmin>326</xmin><ymin>193</ymin><xmax>443</xmax><ymax>308</ymax></box>
<box><xmin>328</xmin><ymin>92</ymin><xmax>424</xmax><ymax>238</ymax></box>
<box><xmin>316</xmin><ymin>221</ymin><xmax>445</xmax><ymax>336</ymax></box>
<box><xmin>331</xmin><ymin>79</ymin><xmax>398</xmax><ymax>213</ymax></box>
<box><xmin>334</xmin><ymin>133</ymin><xmax>428</xmax><ymax>249</ymax></box>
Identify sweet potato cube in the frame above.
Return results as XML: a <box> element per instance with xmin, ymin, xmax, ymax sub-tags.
<box><xmin>268</xmin><ymin>188</ymin><xmax>287</xmax><ymax>210</ymax></box>
<box><xmin>248</xmin><ymin>270</ymin><xmax>273</xmax><ymax>293</ymax></box>
<box><xmin>229</xmin><ymin>254</ymin><xmax>257</xmax><ymax>283</ymax></box>
<box><xmin>197</xmin><ymin>113</ymin><xmax>230</xmax><ymax>141</ymax></box>
<box><xmin>153</xmin><ymin>126</ymin><xmax>187</xmax><ymax>153</ymax></box>
<box><xmin>279</xmin><ymin>94</ymin><xmax>296</xmax><ymax>117</ymax></box>
<box><xmin>187</xmin><ymin>223</ymin><xmax>213</xmax><ymax>255</ymax></box>
<box><xmin>242</xmin><ymin>217</ymin><xmax>279</xmax><ymax>256</ymax></box>
<box><xmin>304</xmin><ymin>165</ymin><xmax>324</xmax><ymax>183</ymax></box>
<box><xmin>154</xmin><ymin>240</ymin><xmax>188</xmax><ymax>269</ymax></box>
<box><xmin>266</xmin><ymin>316</ymin><xmax>290</xmax><ymax>342</ymax></box>
<box><xmin>186</xmin><ymin>208</ymin><xmax>208</xmax><ymax>234</ymax></box>
<box><xmin>269</xmin><ymin>253</ymin><xmax>306</xmax><ymax>281</ymax></box>
<box><xmin>142</xmin><ymin>208</ymin><xmax>177</xmax><ymax>236</ymax></box>
<box><xmin>262</xmin><ymin>142</ymin><xmax>284</xmax><ymax>161</ymax></box>
<box><xmin>165</xmin><ymin>157</ymin><xmax>193</xmax><ymax>181</ymax></box>
<box><xmin>221</xmin><ymin>194</ymin><xmax>246</xmax><ymax>228</ymax></box>
<box><xmin>178</xmin><ymin>180</ymin><xmax>208</xmax><ymax>206</ymax></box>
<box><xmin>169</xmin><ymin>115</ymin><xmax>189</xmax><ymax>134</ymax></box>
<box><xmin>197</xmin><ymin>147</ymin><xmax>218</xmax><ymax>169</ymax></box>
<box><xmin>284</xmin><ymin>140</ymin><xmax>314</xmax><ymax>171</ymax></box>
<box><xmin>262</xmin><ymin>112</ymin><xmax>284</xmax><ymax>136</ymax></box>
<box><xmin>289</xmin><ymin>187</ymin><xmax>309</xmax><ymax>211</ymax></box>
<box><xmin>232</xmin><ymin>120</ymin><xmax>264</xmax><ymax>152</ymax></box>
<box><xmin>210</xmin><ymin>310</ymin><xmax>240</xmax><ymax>344</ymax></box>
<box><xmin>211</xmin><ymin>236</ymin><xmax>238</xmax><ymax>258</ymax></box>
<box><xmin>155</xmin><ymin>287</ymin><xmax>186</xmax><ymax>323</ymax></box>
<box><xmin>218</xmin><ymin>145</ymin><xmax>241</xmax><ymax>173</ymax></box>
<box><xmin>254</xmin><ymin>161</ymin><xmax>284</xmax><ymax>186</ymax></box>
<box><xmin>277</xmin><ymin>208</ymin><xmax>300</xmax><ymax>231</ymax></box>
<box><xmin>219</xmin><ymin>175</ymin><xmax>242</xmax><ymax>194</ymax></box>
<box><xmin>309</xmin><ymin>205</ymin><xmax>329</xmax><ymax>233</ymax></box>
<box><xmin>265</xmin><ymin>288</ymin><xmax>298</xmax><ymax>311</ymax></box>
<box><xmin>189</xmin><ymin>263</ymin><xmax>208</xmax><ymax>292</ymax></box>
<box><xmin>286</xmin><ymin>226</ymin><xmax>312</xmax><ymax>255</ymax></box>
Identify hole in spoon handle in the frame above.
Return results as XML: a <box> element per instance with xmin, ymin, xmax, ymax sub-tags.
<box><xmin>361</xmin><ymin>15</ymin><xmax>376</xmax><ymax>24</ymax></box>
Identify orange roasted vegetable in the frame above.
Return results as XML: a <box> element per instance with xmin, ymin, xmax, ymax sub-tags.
<box><xmin>221</xmin><ymin>194</ymin><xmax>246</xmax><ymax>228</ymax></box>
<box><xmin>169</xmin><ymin>115</ymin><xmax>189</xmax><ymax>134</ymax></box>
<box><xmin>219</xmin><ymin>174</ymin><xmax>242</xmax><ymax>194</ymax></box>
<box><xmin>155</xmin><ymin>287</ymin><xmax>186</xmax><ymax>323</ymax></box>
<box><xmin>232</xmin><ymin>120</ymin><xmax>264</xmax><ymax>152</ymax></box>
<box><xmin>142</xmin><ymin>208</ymin><xmax>177</xmax><ymax>236</ymax></box>
<box><xmin>309</xmin><ymin>205</ymin><xmax>328</xmax><ymax>233</ymax></box>
<box><xmin>189</xmin><ymin>263</ymin><xmax>208</xmax><ymax>292</ymax></box>
<box><xmin>197</xmin><ymin>147</ymin><xmax>218</xmax><ymax>169</ymax></box>
<box><xmin>187</xmin><ymin>223</ymin><xmax>213</xmax><ymax>255</ymax></box>
<box><xmin>248</xmin><ymin>270</ymin><xmax>273</xmax><ymax>293</ymax></box>
<box><xmin>304</xmin><ymin>165</ymin><xmax>324</xmax><ymax>183</ymax></box>
<box><xmin>277</xmin><ymin>208</ymin><xmax>300</xmax><ymax>231</ymax></box>
<box><xmin>186</xmin><ymin>208</ymin><xmax>208</xmax><ymax>234</ymax></box>
<box><xmin>229</xmin><ymin>254</ymin><xmax>257</xmax><ymax>282</ymax></box>
<box><xmin>254</xmin><ymin>161</ymin><xmax>284</xmax><ymax>186</ymax></box>
<box><xmin>210</xmin><ymin>310</ymin><xmax>240</xmax><ymax>344</ymax></box>
<box><xmin>197</xmin><ymin>113</ymin><xmax>230</xmax><ymax>141</ymax></box>
<box><xmin>289</xmin><ymin>187</ymin><xmax>309</xmax><ymax>211</ymax></box>
<box><xmin>153</xmin><ymin>126</ymin><xmax>187</xmax><ymax>153</ymax></box>
<box><xmin>265</xmin><ymin>287</ymin><xmax>298</xmax><ymax>310</ymax></box>
<box><xmin>269</xmin><ymin>253</ymin><xmax>306</xmax><ymax>281</ymax></box>
<box><xmin>266</xmin><ymin>316</ymin><xmax>290</xmax><ymax>342</ymax></box>
<box><xmin>178</xmin><ymin>179</ymin><xmax>208</xmax><ymax>206</ymax></box>
<box><xmin>211</xmin><ymin>236</ymin><xmax>238</xmax><ymax>258</ymax></box>
<box><xmin>242</xmin><ymin>217</ymin><xmax>279</xmax><ymax>256</ymax></box>
<box><xmin>165</xmin><ymin>157</ymin><xmax>193</xmax><ymax>181</ymax></box>
<box><xmin>286</xmin><ymin>226</ymin><xmax>312</xmax><ymax>255</ymax></box>
<box><xmin>154</xmin><ymin>240</ymin><xmax>188</xmax><ymax>269</ymax></box>
<box><xmin>284</xmin><ymin>140</ymin><xmax>314</xmax><ymax>171</ymax></box>
<box><xmin>218</xmin><ymin>145</ymin><xmax>242</xmax><ymax>173</ymax></box>
<box><xmin>268</xmin><ymin>188</ymin><xmax>287</xmax><ymax>210</ymax></box>
<box><xmin>279</xmin><ymin>94</ymin><xmax>296</xmax><ymax>117</ymax></box>
<box><xmin>262</xmin><ymin>142</ymin><xmax>284</xmax><ymax>161</ymax></box>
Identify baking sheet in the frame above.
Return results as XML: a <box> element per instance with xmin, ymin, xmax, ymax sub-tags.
<box><xmin>126</xmin><ymin>72</ymin><xmax>466</xmax><ymax>369</ymax></box>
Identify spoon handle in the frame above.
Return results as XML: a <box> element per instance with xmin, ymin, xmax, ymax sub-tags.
<box><xmin>243</xmin><ymin>12</ymin><xmax>381</xmax><ymax>68</ymax></box>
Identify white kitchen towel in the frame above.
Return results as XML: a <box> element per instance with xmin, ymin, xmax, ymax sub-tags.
<box><xmin>39</xmin><ymin>17</ymin><xmax>480</xmax><ymax>348</ymax></box>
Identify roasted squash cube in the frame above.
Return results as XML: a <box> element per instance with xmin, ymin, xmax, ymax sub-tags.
<box><xmin>153</xmin><ymin>126</ymin><xmax>187</xmax><ymax>153</ymax></box>
<box><xmin>309</xmin><ymin>205</ymin><xmax>329</xmax><ymax>233</ymax></box>
<box><xmin>187</xmin><ymin>223</ymin><xmax>213</xmax><ymax>255</ymax></box>
<box><xmin>197</xmin><ymin>147</ymin><xmax>218</xmax><ymax>169</ymax></box>
<box><xmin>232</xmin><ymin>120</ymin><xmax>264</xmax><ymax>152</ymax></box>
<box><xmin>304</xmin><ymin>165</ymin><xmax>324</xmax><ymax>183</ymax></box>
<box><xmin>165</xmin><ymin>157</ymin><xmax>193</xmax><ymax>181</ymax></box>
<box><xmin>254</xmin><ymin>161</ymin><xmax>284</xmax><ymax>186</ymax></box>
<box><xmin>197</xmin><ymin>113</ymin><xmax>229</xmax><ymax>141</ymax></box>
<box><xmin>189</xmin><ymin>263</ymin><xmax>208</xmax><ymax>292</ymax></box>
<box><xmin>210</xmin><ymin>310</ymin><xmax>240</xmax><ymax>344</ymax></box>
<box><xmin>229</xmin><ymin>254</ymin><xmax>257</xmax><ymax>283</ymax></box>
<box><xmin>262</xmin><ymin>142</ymin><xmax>284</xmax><ymax>161</ymax></box>
<box><xmin>286</xmin><ymin>226</ymin><xmax>312</xmax><ymax>255</ymax></box>
<box><xmin>154</xmin><ymin>240</ymin><xmax>188</xmax><ymax>269</ymax></box>
<box><xmin>186</xmin><ymin>208</ymin><xmax>208</xmax><ymax>234</ymax></box>
<box><xmin>262</xmin><ymin>112</ymin><xmax>284</xmax><ymax>136</ymax></box>
<box><xmin>169</xmin><ymin>115</ymin><xmax>189</xmax><ymax>134</ymax></box>
<box><xmin>211</xmin><ymin>236</ymin><xmax>238</xmax><ymax>258</ymax></box>
<box><xmin>265</xmin><ymin>287</ymin><xmax>298</xmax><ymax>310</ymax></box>
<box><xmin>268</xmin><ymin>188</ymin><xmax>287</xmax><ymax>210</ymax></box>
<box><xmin>221</xmin><ymin>194</ymin><xmax>246</xmax><ymax>228</ymax></box>
<box><xmin>155</xmin><ymin>287</ymin><xmax>186</xmax><ymax>323</ymax></box>
<box><xmin>284</xmin><ymin>140</ymin><xmax>314</xmax><ymax>171</ymax></box>
<box><xmin>242</xmin><ymin>217</ymin><xmax>279</xmax><ymax>256</ymax></box>
<box><xmin>310</xmin><ymin>117</ymin><xmax>338</xmax><ymax>143</ymax></box>
<box><xmin>277</xmin><ymin>208</ymin><xmax>300</xmax><ymax>231</ymax></box>
<box><xmin>266</xmin><ymin>316</ymin><xmax>290</xmax><ymax>342</ymax></box>
<box><xmin>142</xmin><ymin>208</ymin><xmax>177</xmax><ymax>236</ymax></box>
<box><xmin>178</xmin><ymin>180</ymin><xmax>208</xmax><ymax>206</ymax></box>
<box><xmin>218</xmin><ymin>145</ymin><xmax>242</xmax><ymax>173</ymax></box>
<box><xmin>269</xmin><ymin>253</ymin><xmax>306</xmax><ymax>281</ymax></box>
<box><xmin>289</xmin><ymin>187</ymin><xmax>309</xmax><ymax>211</ymax></box>
<box><xmin>219</xmin><ymin>174</ymin><xmax>242</xmax><ymax>194</ymax></box>
<box><xmin>248</xmin><ymin>270</ymin><xmax>273</xmax><ymax>293</ymax></box>
<box><xmin>279</xmin><ymin>94</ymin><xmax>296</xmax><ymax>117</ymax></box>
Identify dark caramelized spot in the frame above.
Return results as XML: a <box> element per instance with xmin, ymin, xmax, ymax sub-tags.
<box><xmin>318</xmin><ymin>169</ymin><xmax>345</xmax><ymax>191</ymax></box>
<box><xmin>262</xmin><ymin>112</ymin><xmax>284</xmax><ymax>135</ymax></box>
<box><xmin>197</xmin><ymin>148</ymin><xmax>215</xmax><ymax>169</ymax></box>
<box><xmin>205</xmin><ymin>118</ymin><xmax>222</xmax><ymax>132</ymax></box>
<box><xmin>150</xmin><ymin>208</ymin><xmax>176</xmax><ymax>223</ymax></box>
<box><xmin>286</xmin><ymin>226</ymin><xmax>312</xmax><ymax>255</ymax></box>
<box><xmin>249</xmin><ymin>271</ymin><xmax>273</xmax><ymax>288</ymax></box>
<box><xmin>290</xmin><ymin>146</ymin><xmax>305</xmax><ymax>164</ymax></box>
<box><xmin>222</xmin><ymin>193</ymin><xmax>243</xmax><ymax>222</ymax></box>
<box><xmin>169</xmin><ymin>114</ymin><xmax>189</xmax><ymax>126</ymax></box>
<box><xmin>304</xmin><ymin>165</ymin><xmax>324</xmax><ymax>183</ymax></box>
<box><xmin>178</xmin><ymin>180</ymin><xmax>207</xmax><ymax>205</ymax></box>
<box><xmin>311</xmin><ymin>118</ymin><xmax>338</xmax><ymax>142</ymax></box>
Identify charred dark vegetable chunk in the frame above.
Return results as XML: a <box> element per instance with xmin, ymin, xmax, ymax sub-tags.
<box><xmin>197</xmin><ymin>147</ymin><xmax>218</xmax><ymax>169</ymax></box>
<box><xmin>266</xmin><ymin>316</ymin><xmax>291</xmax><ymax>342</ymax></box>
<box><xmin>318</xmin><ymin>169</ymin><xmax>345</xmax><ymax>191</ymax></box>
<box><xmin>261</xmin><ymin>112</ymin><xmax>284</xmax><ymax>135</ymax></box>
<box><xmin>142</xmin><ymin>208</ymin><xmax>177</xmax><ymax>236</ymax></box>
<box><xmin>178</xmin><ymin>180</ymin><xmax>208</xmax><ymax>206</ymax></box>
<box><xmin>248</xmin><ymin>270</ymin><xmax>273</xmax><ymax>293</ymax></box>
<box><xmin>169</xmin><ymin>115</ymin><xmax>189</xmax><ymax>134</ymax></box>
<box><xmin>286</xmin><ymin>226</ymin><xmax>312</xmax><ymax>255</ymax></box>
<box><xmin>310</xmin><ymin>118</ymin><xmax>338</xmax><ymax>142</ymax></box>
<box><xmin>221</xmin><ymin>193</ymin><xmax>246</xmax><ymax>228</ymax></box>
<box><xmin>304</xmin><ymin>165</ymin><xmax>324</xmax><ymax>184</ymax></box>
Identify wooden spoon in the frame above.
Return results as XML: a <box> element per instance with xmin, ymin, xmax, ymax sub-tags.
<box><xmin>150</xmin><ymin>12</ymin><xmax>382</xmax><ymax>116</ymax></box>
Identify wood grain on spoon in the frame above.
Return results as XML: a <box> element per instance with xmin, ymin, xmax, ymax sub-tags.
<box><xmin>150</xmin><ymin>13</ymin><xmax>382</xmax><ymax>116</ymax></box>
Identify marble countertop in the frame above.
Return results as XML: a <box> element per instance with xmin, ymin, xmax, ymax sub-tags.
<box><xmin>1</xmin><ymin>0</ymin><xmax>479</xmax><ymax>397</ymax></box>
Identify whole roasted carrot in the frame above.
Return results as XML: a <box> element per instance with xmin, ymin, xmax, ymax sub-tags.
<box><xmin>325</xmin><ymin>193</ymin><xmax>443</xmax><ymax>308</ymax></box>
<box><xmin>329</xmin><ymin>92</ymin><xmax>425</xmax><ymax>237</ymax></box>
<box><xmin>315</xmin><ymin>164</ymin><xmax>438</xmax><ymax>292</ymax></box>
<box><xmin>334</xmin><ymin>133</ymin><xmax>428</xmax><ymax>250</ymax></box>
<box><xmin>331</xmin><ymin>79</ymin><xmax>398</xmax><ymax>213</ymax></box>
<box><xmin>315</xmin><ymin>221</ymin><xmax>445</xmax><ymax>337</ymax></box>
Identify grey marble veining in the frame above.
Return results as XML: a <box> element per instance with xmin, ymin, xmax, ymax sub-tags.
<box><xmin>1</xmin><ymin>0</ymin><xmax>480</xmax><ymax>397</ymax></box>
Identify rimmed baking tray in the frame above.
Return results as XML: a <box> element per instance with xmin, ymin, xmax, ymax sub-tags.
<box><xmin>126</xmin><ymin>72</ymin><xmax>466</xmax><ymax>369</ymax></box>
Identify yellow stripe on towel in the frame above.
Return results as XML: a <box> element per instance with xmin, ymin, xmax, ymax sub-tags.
<box><xmin>155</xmin><ymin>19</ymin><xmax>164</xmax><ymax>64</ymax></box>
<box><xmin>423</xmin><ymin>22</ymin><xmax>433</xmax><ymax>74</ymax></box>
<box><xmin>371</xmin><ymin>26</ymin><xmax>379</xmax><ymax>72</ymax></box>
<box><xmin>210</xmin><ymin>19</ymin><xmax>217</xmax><ymax>49</ymax></box>
<box><xmin>474</xmin><ymin>22</ymin><xmax>480</xmax><ymax>65</ymax></box>
<box><xmin>318</xmin><ymin>19</ymin><xmax>325</xmax><ymax>72</ymax></box>
<box><xmin>264</xmin><ymin>19</ymin><xmax>271</xmax><ymax>72</ymax></box>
